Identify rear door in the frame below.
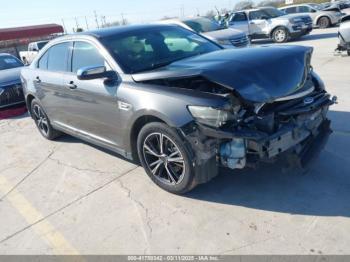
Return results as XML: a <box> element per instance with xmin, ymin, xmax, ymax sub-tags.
<box><xmin>33</xmin><ymin>42</ymin><xmax>71</xmax><ymax>124</ymax></box>
<box><xmin>61</xmin><ymin>40</ymin><xmax>123</xmax><ymax>147</ymax></box>
<box><xmin>229</xmin><ymin>12</ymin><xmax>249</xmax><ymax>34</ymax></box>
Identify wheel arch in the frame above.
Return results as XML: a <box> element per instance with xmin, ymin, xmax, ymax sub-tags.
<box><xmin>129</xmin><ymin>115</ymin><xmax>167</xmax><ymax>161</ymax></box>
<box><xmin>25</xmin><ymin>93</ymin><xmax>36</xmax><ymax>116</ymax></box>
<box><xmin>270</xmin><ymin>25</ymin><xmax>290</xmax><ymax>38</ymax></box>
<box><xmin>316</xmin><ymin>15</ymin><xmax>331</xmax><ymax>26</ymax></box>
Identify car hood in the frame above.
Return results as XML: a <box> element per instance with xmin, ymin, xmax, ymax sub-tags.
<box><xmin>202</xmin><ymin>28</ymin><xmax>246</xmax><ymax>41</ymax></box>
<box><xmin>132</xmin><ymin>45</ymin><xmax>313</xmax><ymax>103</ymax></box>
<box><xmin>0</xmin><ymin>67</ymin><xmax>22</xmax><ymax>86</ymax></box>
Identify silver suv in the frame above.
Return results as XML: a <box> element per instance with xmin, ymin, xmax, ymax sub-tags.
<box><xmin>160</xmin><ymin>17</ymin><xmax>250</xmax><ymax>48</ymax></box>
<box><xmin>279</xmin><ymin>3</ymin><xmax>343</xmax><ymax>28</ymax></box>
<box><xmin>228</xmin><ymin>7</ymin><xmax>313</xmax><ymax>43</ymax></box>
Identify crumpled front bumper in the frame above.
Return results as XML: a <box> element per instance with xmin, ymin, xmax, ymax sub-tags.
<box><xmin>196</xmin><ymin>105</ymin><xmax>332</xmax><ymax>169</ymax></box>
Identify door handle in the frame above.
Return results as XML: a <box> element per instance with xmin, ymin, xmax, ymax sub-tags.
<box><xmin>66</xmin><ymin>82</ymin><xmax>77</xmax><ymax>90</ymax></box>
<box><xmin>34</xmin><ymin>76</ymin><xmax>41</xmax><ymax>83</ymax></box>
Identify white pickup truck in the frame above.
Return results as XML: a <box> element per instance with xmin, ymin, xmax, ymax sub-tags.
<box><xmin>19</xmin><ymin>41</ymin><xmax>49</xmax><ymax>65</ymax></box>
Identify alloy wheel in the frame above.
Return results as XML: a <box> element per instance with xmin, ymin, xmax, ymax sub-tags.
<box><xmin>142</xmin><ymin>132</ymin><xmax>186</xmax><ymax>185</ymax></box>
<box><xmin>274</xmin><ymin>29</ymin><xmax>286</xmax><ymax>42</ymax></box>
<box><xmin>32</xmin><ymin>104</ymin><xmax>49</xmax><ymax>136</ymax></box>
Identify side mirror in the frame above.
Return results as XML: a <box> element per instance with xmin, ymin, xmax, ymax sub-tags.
<box><xmin>32</xmin><ymin>48</ymin><xmax>39</xmax><ymax>52</ymax></box>
<box><xmin>260</xmin><ymin>15</ymin><xmax>269</xmax><ymax>20</ymax></box>
<box><xmin>77</xmin><ymin>65</ymin><xmax>117</xmax><ymax>81</ymax></box>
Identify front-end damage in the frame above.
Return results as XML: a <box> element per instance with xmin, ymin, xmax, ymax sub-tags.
<box><xmin>179</xmin><ymin>87</ymin><xmax>336</xmax><ymax>184</ymax></box>
<box><xmin>132</xmin><ymin>46</ymin><xmax>337</xmax><ymax>184</ymax></box>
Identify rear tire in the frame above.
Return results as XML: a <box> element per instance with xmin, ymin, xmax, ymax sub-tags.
<box><xmin>317</xmin><ymin>16</ymin><xmax>330</xmax><ymax>29</ymax></box>
<box><xmin>272</xmin><ymin>27</ymin><xmax>289</xmax><ymax>43</ymax></box>
<box><xmin>137</xmin><ymin>122</ymin><xmax>197</xmax><ymax>194</ymax></box>
<box><xmin>31</xmin><ymin>99</ymin><xmax>61</xmax><ymax>140</ymax></box>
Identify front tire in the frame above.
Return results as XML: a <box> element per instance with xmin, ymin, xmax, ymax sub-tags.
<box><xmin>272</xmin><ymin>27</ymin><xmax>289</xmax><ymax>43</ymax></box>
<box><xmin>31</xmin><ymin>99</ymin><xmax>61</xmax><ymax>140</ymax></box>
<box><xmin>317</xmin><ymin>16</ymin><xmax>330</xmax><ymax>29</ymax></box>
<box><xmin>137</xmin><ymin>122</ymin><xmax>196</xmax><ymax>194</ymax></box>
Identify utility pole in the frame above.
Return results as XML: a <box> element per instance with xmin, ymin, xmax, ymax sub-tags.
<box><xmin>61</xmin><ymin>19</ymin><xmax>67</xmax><ymax>34</ymax></box>
<box><xmin>100</xmin><ymin>16</ymin><xmax>105</xmax><ymax>27</ymax></box>
<box><xmin>75</xmin><ymin>17</ymin><xmax>79</xmax><ymax>29</ymax></box>
<box><xmin>94</xmin><ymin>10</ymin><xmax>100</xmax><ymax>29</ymax></box>
<box><xmin>85</xmin><ymin>16</ymin><xmax>89</xmax><ymax>30</ymax></box>
<box><xmin>121</xmin><ymin>13</ymin><xmax>125</xmax><ymax>25</ymax></box>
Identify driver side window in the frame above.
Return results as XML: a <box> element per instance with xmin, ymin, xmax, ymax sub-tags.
<box><xmin>249</xmin><ymin>11</ymin><xmax>264</xmax><ymax>20</ymax></box>
<box><xmin>71</xmin><ymin>41</ymin><xmax>107</xmax><ymax>73</ymax></box>
<box><xmin>231</xmin><ymin>12</ymin><xmax>248</xmax><ymax>22</ymax></box>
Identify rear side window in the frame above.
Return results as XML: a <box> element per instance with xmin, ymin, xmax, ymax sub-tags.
<box><xmin>298</xmin><ymin>6</ymin><xmax>312</xmax><ymax>13</ymax></box>
<box><xmin>284</xmin><ymin>7</ymin><xmax>297</xmax><ymax>14</ymax></box>
<box><xmin>47</xmin><ymin>42</ymin><xmax>70</xmax><ymax>72</ymax></box>
<box><xmin>71</xmin><ymin>41</ymin><xmax>106</xmax><ymax>73</ymax></box>
<box><xmin>231</xmin><ymin>12</ymin><xmax>248</xmax><ymax>22</ymax></box>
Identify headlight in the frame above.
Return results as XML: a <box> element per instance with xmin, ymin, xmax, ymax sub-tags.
<box><xmin>188</xmin><ymin>106</ymin><xmax>233</xmax><ymax>128</ymax></box>
<box><xmin>216</xmin><ymin>39</ymin><xmax>232</xmax><ymax>46</ymax></box>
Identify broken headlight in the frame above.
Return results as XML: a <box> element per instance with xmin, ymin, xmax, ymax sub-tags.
<box><xmin>188</xmin><ymin>106</ymin><xmax>233</xmax><ymax>128</ymax></box>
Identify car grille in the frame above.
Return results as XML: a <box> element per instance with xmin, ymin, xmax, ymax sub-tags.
<box><xmin>0</xmin><ymin>83</ymin><xmax>25</xmax><ymax>109</ymax></box>
<box><xmin>230</xmin><ymin>35</ymin><xmax>249</xmax><ymax>48</ymax></box>
<box><xmin>261</xmin><ymin>90</ymin><xmax>332</xmax><ymax>117</ymax></box>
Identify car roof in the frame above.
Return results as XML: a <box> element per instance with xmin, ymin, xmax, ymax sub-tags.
<box><xmin>79</xmin><ymin>24</ymin><xmax>177</xmax><ymax>39</ymax></box>
<box><xmin>235</xmin><ymin>7</ymin><xmax>276</xmax><ymax>12</ymax></box>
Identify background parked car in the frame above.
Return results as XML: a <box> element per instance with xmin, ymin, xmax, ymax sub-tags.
<box><xmin>279</xmin><ymin>3</ymin><xmax>343</xmax><ymax>28</ymax></box>
<box><xmin>19</xmin><ymin>40</ymin><xmax>49</xmax><ymax>65</ymax></box>
<box><xmin>159</xmin><ymin>17</ymin><xmax>250</xmax><ymax>48</ymax></box>
<box><xmin>0</xmin><ymin>53</ymin><xmax>25</xmax><ymax>109</ymax></box>
<box><xmin>228</xmin><ymin>7</ymin><xmax>313</xmax><ymax>43</ymax></box>
<box><xmin>336</xmin><ymin>15</ymin><xmax>350</xmax><ymax>55</ymax></box>
<box><xmin>325</xmin><ymin>1</ymin><xmax>350</xmax><ymax>15</ymax></box>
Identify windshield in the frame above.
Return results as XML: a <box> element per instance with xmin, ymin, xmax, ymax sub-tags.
<box><xmin>0</xmin><ymin>55</ymin><xmax>23</xmax><ymax>70</ymax></box>
<box><xmin>101</xmin><ymin>26</ymin><xmax>221</xmax><ymax>74</ymax></box>
<box><xmin>309</xmin><ymin>4</ymin><xmax>323</xmax><ymax>10</ymax></box>
<box><xmin>183</xmin><ymin>18</ymin><xmax>224</xmax><ymax>33</ymax></box>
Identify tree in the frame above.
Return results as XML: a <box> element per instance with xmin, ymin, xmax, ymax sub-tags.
<box><xmin>256</xmin><ymin>0</ymin><xmax>283</xmax><ymax>7</ymax></box>
<box><xmin>204</xmin><ymin>10</ymin><xmax>216</xmax><ymax>19</ymax></box>
<box><xmin>234</xmin><ymin>0</ymin><xmax>255</xmax><ymax>11</ymax></box>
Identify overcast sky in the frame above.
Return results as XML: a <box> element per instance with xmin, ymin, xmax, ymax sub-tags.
<box><xmin>1</xmin><ymin>0</ymin><xmax>241</xmax><ymax>33</ymax></box>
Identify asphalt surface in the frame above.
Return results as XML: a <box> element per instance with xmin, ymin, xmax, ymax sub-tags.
<box><xmin>0</xmin><ymin>27</ymin><xmax>349</xmax><ymax>255</ymax></box>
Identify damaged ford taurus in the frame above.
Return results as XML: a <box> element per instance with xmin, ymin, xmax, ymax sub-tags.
<box><xmin>21</xmin><ymin>24</ymin><xmax>336</xmax><ymax>194</ymax></box>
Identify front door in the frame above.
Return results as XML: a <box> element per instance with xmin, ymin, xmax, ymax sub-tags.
<box><xmin>229</xmin><ymin>12</ymin><xmax>249</xmax><ymax>34</ymax></box>
<box><xmin>61</xmin><ymin>41</ymin><xmax>123</xmax><ymax>147</ymax></box>
<box><xmin>248</xmin><ymin>10</ymin><xmax>269</xmax><ymax>36</ymax></box>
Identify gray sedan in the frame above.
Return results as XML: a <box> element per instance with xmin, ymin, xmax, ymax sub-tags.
<box><xmin>21</xmin><ymin>24</ymin><xmax>334</xmax><ymax>194</ymax></box>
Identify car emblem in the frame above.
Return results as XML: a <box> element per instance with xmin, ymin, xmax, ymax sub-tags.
<box><xmin>303</xmin><ymin>97</ymin><xmax>314</xmax><ymax>105</ymax></box>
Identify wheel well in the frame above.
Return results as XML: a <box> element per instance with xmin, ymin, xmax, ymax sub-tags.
<box><xmin>130</xmin><ymin>115</ymin><xmax>165</xmax><ymax>161</ymax></box>
<box><xmin>26</xmin><ymin>94</ymin><xmax>35</xmax><ymax>114</ymax></box>
<box><xmin>270</xmin><ymin>26</ymin><xmax>289</xmax><ymax>38</ymax></box>
<box><xmin>317</xmin><ymin>16</ymin><xmax>330</xmax><ymax>25</ymax></box>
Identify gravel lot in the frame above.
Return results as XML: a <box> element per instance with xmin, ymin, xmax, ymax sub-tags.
<box><xmin>0</xmin><ymin>27</ymin><xmax>349</xmax><ymax>255</ymax></box>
